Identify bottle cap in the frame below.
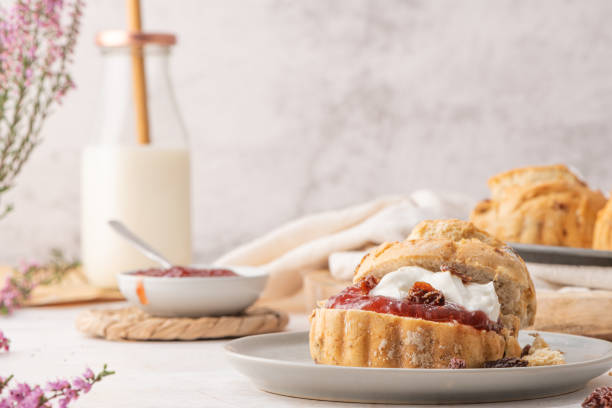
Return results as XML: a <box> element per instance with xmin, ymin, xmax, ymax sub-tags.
<box><xmin>96</xmin><ymin>30</ymin><xmax>176</xmax><ymax>47</ymax></box>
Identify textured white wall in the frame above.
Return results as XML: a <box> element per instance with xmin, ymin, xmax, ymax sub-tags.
<box><xmin>1</xmin><ymin>0</ymin><xmax>611</xmax><ymax>263</ymax></box>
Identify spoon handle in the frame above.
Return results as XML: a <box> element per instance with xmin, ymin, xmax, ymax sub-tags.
<box><xmin>108</xmin><ymin>220</ymin><xmax>174</xmax><ymax>269</ymax></box>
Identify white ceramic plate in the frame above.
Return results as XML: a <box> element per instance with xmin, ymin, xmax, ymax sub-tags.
<box><xmin>118</xmin><ymin>266</ymin><xmax>267</xmax><ymax>317</ymax></box>
<box><xmin>225</xmin><ymin>331</ymin><xmax>612</xmax><ymax>404</ymax></box>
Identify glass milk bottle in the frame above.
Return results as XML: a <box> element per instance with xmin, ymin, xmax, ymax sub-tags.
<box><xmin>81</xmin><ymin>31</ymin><xmax>192</xmax><ymax>287</ymax></box>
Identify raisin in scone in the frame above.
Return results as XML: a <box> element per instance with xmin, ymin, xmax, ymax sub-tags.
<box><xmin>470</xmin><ymin>165</ymin><xmax>606</xmax><ymax>248</ymax></box>
<box><xmin>309</xmin><ymin>219</ymin><xmax>535</xmax><ymax>368</ymax></box>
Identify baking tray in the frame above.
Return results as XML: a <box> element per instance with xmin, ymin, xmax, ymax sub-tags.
<box><xmin>509</xmin><ymin>243</ymin><xmax>612</xmax><ymax>266</ymax></box>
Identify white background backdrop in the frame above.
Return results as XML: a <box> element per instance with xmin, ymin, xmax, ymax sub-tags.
<box><xmin>1</xmin><ymin>0</ymin><xmax>611</xmax><ymax>263</ymax></box>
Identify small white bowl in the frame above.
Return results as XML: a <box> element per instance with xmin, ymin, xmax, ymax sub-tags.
<box><xmin>117</xmin><ymin>266</ymin><xmax>268</xmax><ymax>317</ymax></box>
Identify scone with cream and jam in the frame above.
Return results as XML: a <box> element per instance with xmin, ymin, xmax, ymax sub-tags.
<box><xmin>309</xmin><ymin>219</ymin><xmax>536</xmax><ymax>368</ymax></box>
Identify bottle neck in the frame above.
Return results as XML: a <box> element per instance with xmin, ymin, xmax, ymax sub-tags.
<box><xmin>95</xmin><ymin>45</ymin><xmax>188</xmax><ymax>148</ymax></box>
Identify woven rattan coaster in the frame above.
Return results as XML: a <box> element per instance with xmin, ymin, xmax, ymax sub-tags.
<box><xmin>76</xmin><ymin>306</ymin><xmax>289</xmax><ymax>341</ymax></box>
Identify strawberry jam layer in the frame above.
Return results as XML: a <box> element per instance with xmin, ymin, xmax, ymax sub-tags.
<box><xmin>132</xmin><ymin>266</ymin><xmax>238</xmax><ymax>278</ymax></box>
<box><xmin>326</xmin><ymin>277</ymin><xmax>501</xmax><ymax>332</ymax></box>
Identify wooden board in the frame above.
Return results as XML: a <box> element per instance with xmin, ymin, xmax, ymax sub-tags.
<box><xmin>303</xmin><ymin>270</ymin><xmax>612</xmax><ymax>340</ymax></box>
<box><xmin>530</xmin><ymin>290</ymin><xmax>612</xmax><ymax>340</ymax></box>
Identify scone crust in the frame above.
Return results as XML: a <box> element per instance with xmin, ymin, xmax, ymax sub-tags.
<box><xmin>487</xmin><ymin>164</ymin><xmax>585</xmax><ymax>200</ymax></box>
<box><xmin>309</xmin><ymin>308</ymin><xmax>511</xmax><ymax>368</ymax></box>
<box><xmin>471</xmin><ymin>165</ymin><xmax>606</xmax><ymax>248</ymax></box>
<box><xmin>593</xmin><ymin>197</ymin><xmax>612</xmax><ymax>250</ymax></box>
<box><xmin>353</xmin><ymin>220</ymin><xmax>536</xmax><ymax>329</ymax></box>
<box><xmin>408</xmin><ymin>218</ymin><xmax>506</xmax><ymax>247</ymax></box>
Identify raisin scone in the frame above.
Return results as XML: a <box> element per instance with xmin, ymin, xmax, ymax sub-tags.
<box><xmin>309</xmin><ymin>219</ymin><xmax>536</xmax><ymax>368</ymax></box>
<box><xmin>593</xmin><ymin>196</ymin><xmax>612</xmax><ymax>250</ymax></box>
<box><xmin>470</xmin><ymin>165</ymin><xmax>606</xmax><ymax>248</ymax></box>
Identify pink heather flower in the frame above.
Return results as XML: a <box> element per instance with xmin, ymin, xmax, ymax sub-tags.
<box><xmin>1</xmin><ymin>365</ymin><xmax>113</xmax><ymax>407</ymax></box>
<box><xmin>58</xmin><ymin>397</ymin><xmax>71</xmax><ymax>408</ymax></box>
<box><xmin>0</xmin><ymin>330</ymin><xmax>9</xmax><ymax>352</ymax></box>
<box><xmin>0</xmin><ymin>277</ymin><xmax>27</xmax><ymax>315</ymax></box>
<box><xmin>0</xmin><ymin>0</ymin><xmax>84</xmax><ymax>215</ymax></box>
<box><xmin>1</xmin><ymin>253</ymin><xmax>79</xmax><ymax>317</ymax></box>
<box><xmin>82</xmin><ymin>368</ymin><xmax>94</xmax><ymax>380</ymax></box>
<box><xmin>45</xmin><ymin>379</ymin><xmax>70</xmax><ymax>392</ymax></box>
<box><xmin>18</xmin><ymin>260</ymin><xmax>39</xmax><ymax>274</ymax></box>
<box><xmin>71</xmin><ymin>377</ymin><xmax>90</xmax><ymax>393</ymax></box>
<box><xmin>19</xmin><ymin>385</ymin><xmax>44</xmax><ymax>408</ymax></box>
<box><xmin>9</xmin><ymin>382</ymin><xmax>31</xmax><ymax>402</ymax></box>
<box><xmin>62</xmin><ymin>387</ymin><xmax>78</xmax><ymax>401</ymax></box>
<box><xmin>0</xmin><ymin>376</ymin><xmax>12</xmax><ymax>396</ymax></box>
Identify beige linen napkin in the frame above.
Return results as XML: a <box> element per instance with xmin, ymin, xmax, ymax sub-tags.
<box><xmin>215</xmin><ymin>190</ymin><xmax>475</xmax><ymax>301</ymax></box>
<box><xmin>528</xmin><ymin>263</ymin><xmax>612</xmax><ymax>291</ymax></box>
<box><xmin>328</xmin><ymin>251</ymin><xmax>368</xmax><ymax>281</ymax></box>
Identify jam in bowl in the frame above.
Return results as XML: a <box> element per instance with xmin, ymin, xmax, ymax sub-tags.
<box><xmin>118</xmin><ymin>265</ymin><xmax>267</xmax><ymax>317</ymax></box>
<box><xmin>130</xmin><ymin>266</ymin><xmax>239</xmax><ymax>278</ymax></box>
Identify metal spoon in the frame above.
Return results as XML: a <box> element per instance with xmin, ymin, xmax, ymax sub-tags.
<box><xmin>108</xmin><ymin>220</ymin><xmax>173</xmax><ymax>269</ymax></box>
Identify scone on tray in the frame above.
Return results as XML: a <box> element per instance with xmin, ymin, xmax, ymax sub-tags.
<box><xmin>593</xmin><ymin>197</ymin><xmax>612</xmax><ymax>250</ymax></box>
<box><xmin>469</xmin><ymin>164</ymin><xmax>606</xmax><ymax>248</ymax></box>
<box><xmin>309</xmin><ymin>219</ymin><xmax>536</xmax><ymax>369</ymax></box>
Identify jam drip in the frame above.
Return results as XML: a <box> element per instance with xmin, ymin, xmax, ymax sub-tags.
<box><xmin>133</xmin><ymin>266</ymin><xmax>238</xmax><ymax>278</ymax></box>
<box><xmin>326</xmin><ymin>276</ymin><xmax>501</xmax><ymax>332</ymax></box>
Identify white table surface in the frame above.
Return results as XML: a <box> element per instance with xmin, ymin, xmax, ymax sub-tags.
<box><xmin>0</xmin><ymin>302</ymin><xmax>610</xmax><ymax>407</ymax></box>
